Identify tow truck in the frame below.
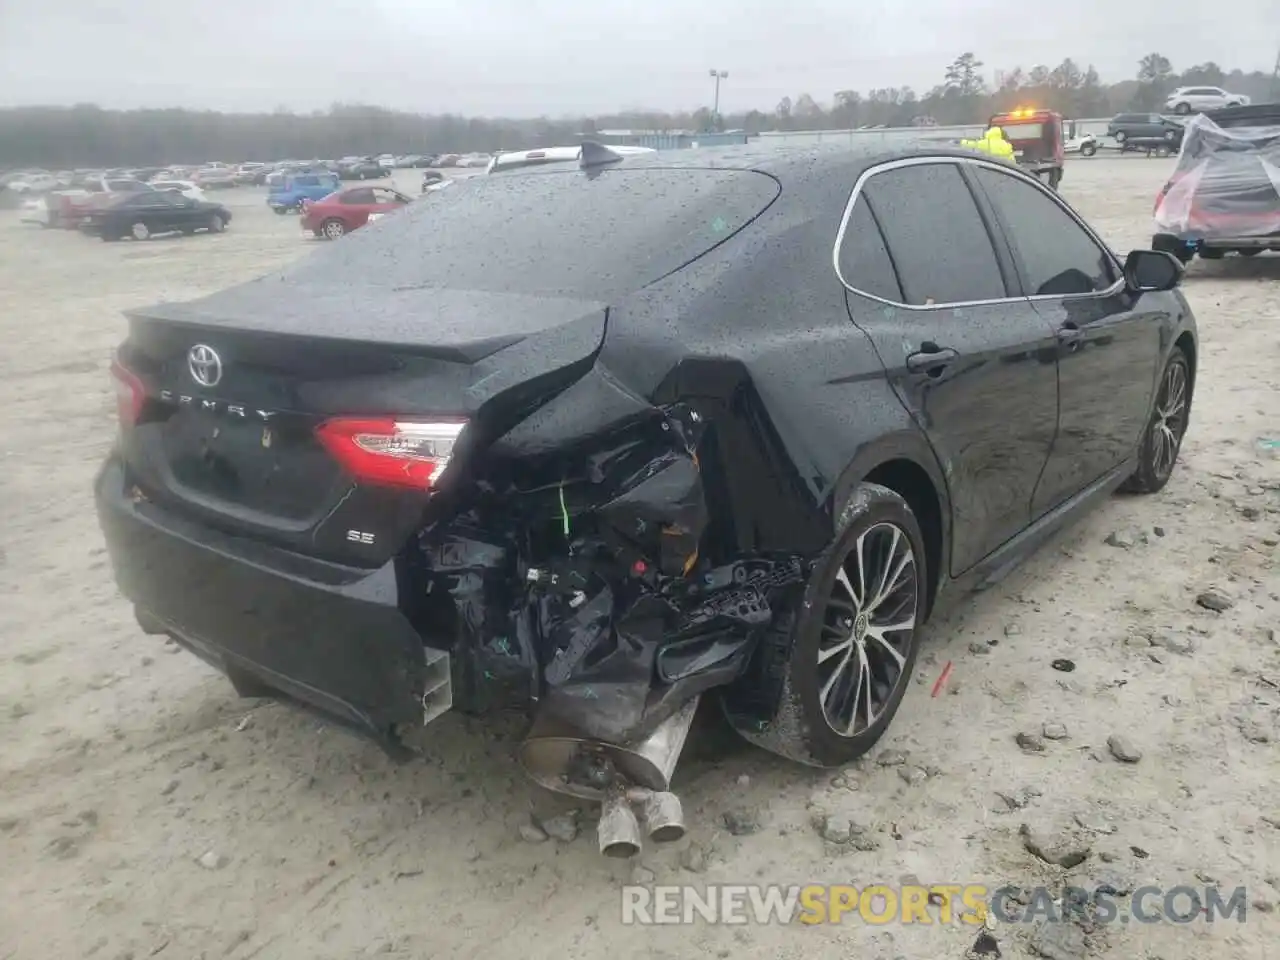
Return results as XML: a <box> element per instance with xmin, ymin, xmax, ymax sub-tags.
<box><xmin>989</xmin><ymin>107</ymin><xmax>1066</xmax><ymax>190</ymax></box>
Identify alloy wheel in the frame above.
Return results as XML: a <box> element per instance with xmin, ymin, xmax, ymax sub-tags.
<box><xmin>324</xmin><ymin>220</ymin><xmax>346</xmax><ymax>239</ymax></box>
<box><xmin>1151</xmin><ymin>358</ymin><xmax>1188</xmax><ymax>480</ymax></box>
<box><xmin>131</xmin><ymin>222</ymin><xmax>149</xmax><ymax>241</ymax></box>
<box><xmin>816</xmin><ymin>522</ymin><xmax>918</xmax><ymax>737</ymax></box>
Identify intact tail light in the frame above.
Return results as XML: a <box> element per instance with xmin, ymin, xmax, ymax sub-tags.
<box><xmin>110</xmin><ymin>359</ymin><xmax>145</xmax><ymax>427</ymax></box>
<box><xmin>315</xmin><ymin>418</ymin><xmax>467</xmax><ymax>490</ymax></box>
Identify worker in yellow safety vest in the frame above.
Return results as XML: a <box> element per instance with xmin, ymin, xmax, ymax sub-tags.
<box><xmin>960</xmin><ymin>126</ymin><xmax>1015</xmax><ymax>162</ymax></box>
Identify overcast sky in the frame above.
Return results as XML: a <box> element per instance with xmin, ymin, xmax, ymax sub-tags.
<box><xmin>0</xmin><ymin>0</ymin><xmax>1274</xmax><ymax>116</ymax></box>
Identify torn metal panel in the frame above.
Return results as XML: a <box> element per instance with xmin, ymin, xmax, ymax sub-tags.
<box><xmin>414</xmin><ymin>394</ymin><xmax>809</xmax><ymax>744</ymax></box>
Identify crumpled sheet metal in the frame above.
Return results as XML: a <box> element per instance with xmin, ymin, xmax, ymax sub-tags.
<box><xmin>1154</xmin><ymin>113</ymin><xmax>1280</xmax><ymax>238</ymax></box>
<box><xmin>419</xmin><ymin>401</ymin><xmax>804</xmax><ymax>744</ymax></box>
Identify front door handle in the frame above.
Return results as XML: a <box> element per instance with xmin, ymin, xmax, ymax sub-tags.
<box><xmin>906</xmin><ymin>343</ymin><xmax>959</xmax><ymax>374</ymax></box>
<box><xmin>1057</xmin><ymin>322</ymin><xmax>1083</xmax><ymax>346</ymax></box>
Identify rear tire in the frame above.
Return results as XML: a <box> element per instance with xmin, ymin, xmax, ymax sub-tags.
<box><xmin>1120</xmin><ymin>348</ymin><xmax>1190</xmax><ymax>495</ymax></box>
<box><xmin>130</xmin><ymin>221</ymin><xmax>150</xmax><ymax>241</ymax></box>
<box><xmin>207</xmin><ymin>214</ymin><xmax>225</xmax><ymax>233</ymax></box>
<box><xmin>321</xmin><ymin>218</ymin><xmax>346</xmax><ymax>239</ymax></box>
<box><xmin>1114</xmin><ymin>130</ymin><xmax>1128</xmax><ymax>143</ymax></box>
<box><xmin>1080</xmin><ymin>141</ymin><xmax>1097</xmax><ymax>157</ymax></box>
<box><xmin>729</xmin><ymin>483</ymin><xmax>926</xmax><ymax>768</ymax></box>
<box><xmin>1163</xmin><ymin>130</ymin><xmax>1176</xmax><ymax>142</ymax></box>
<box><xmin>1174</xmin><ymin>102</ymin><xmax>1191</xmax><ymax>115</ymax></box>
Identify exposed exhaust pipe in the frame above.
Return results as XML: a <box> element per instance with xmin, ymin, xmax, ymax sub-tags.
<box><xmin>598</xmin><ymin>791</ymin><xmax>643</xmax><ymax>858</ymax></box>
<box><xmin>639</xmin><ymin>790</ymin><xmax>685</xmax><ymax>843</ymax></box>
<box><xmin>519</xmin><ymin>696</ymin><xmax>700</xmax><ymax>856</ymax></box>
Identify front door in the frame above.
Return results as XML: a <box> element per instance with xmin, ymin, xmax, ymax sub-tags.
<box><xmin>968</xmin><ymin>163</ymin><xmax>1163</xmax><ymax>516</ymax></box>
<box><xmin>838</xmin><ymin>159</ymin><xmax>1060</xmax><ymax>576</ymax></box>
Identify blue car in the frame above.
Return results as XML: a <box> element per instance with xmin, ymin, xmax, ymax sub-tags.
<box><xmin>267</xmin><ymin>173</ymin><xmax>339</xmax><ymax>214</ymax></box>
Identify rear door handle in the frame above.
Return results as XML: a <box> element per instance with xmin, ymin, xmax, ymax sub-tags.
<box><xmin>905</xmin><ymin>344</ymin><xmax>959</xmax><ymax>374</ymax></box>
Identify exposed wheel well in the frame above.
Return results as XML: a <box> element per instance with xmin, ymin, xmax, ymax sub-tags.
<box><xmin>863</xmin><ymin>459</ymin><xmax>944</xmax><ymax>619</ymax></box>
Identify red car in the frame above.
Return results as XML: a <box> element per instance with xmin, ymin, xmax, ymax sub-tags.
<box><xmin>300</xmin><ymin>186</ymin><xmax>412</xmax><ymax>239</ymax></box>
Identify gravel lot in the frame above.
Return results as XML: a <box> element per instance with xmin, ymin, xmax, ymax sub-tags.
<box><xmin>1</xmin><ymin>158</ymin><xmax>1277</xmax><ymax>960</ymax></box>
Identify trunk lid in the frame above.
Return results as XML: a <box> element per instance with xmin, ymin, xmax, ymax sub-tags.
<box><xmin>117</xmin><ymin>281</ymin><xmax>607</xmax><ymax>567</ymax></box>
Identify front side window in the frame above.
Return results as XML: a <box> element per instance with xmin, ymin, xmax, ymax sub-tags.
<box><xmin>973</xmin><ymin>166</ymin><xmax>1117</xmax><ymax>297</ymax></box>
<box><xmin>859</xmin><ymin>162</ymin><xmax>1006</xmax><ymax>306</ymax></box>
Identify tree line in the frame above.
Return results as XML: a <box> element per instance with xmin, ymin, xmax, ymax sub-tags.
<box><xmin>2</xmin><ymin>54</ymin><xmax>1275</xmax><ymax>168</ymax></box>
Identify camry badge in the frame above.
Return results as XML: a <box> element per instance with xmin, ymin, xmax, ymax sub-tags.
<box><xmin>188</xmin><ymin>344</ymin><xmax>222</xmax><ymax>388</ymax></box>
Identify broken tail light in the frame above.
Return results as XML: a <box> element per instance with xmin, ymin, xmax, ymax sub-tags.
<box><xmin>315</xmin><ymin>417</ymin><xmax>467</xmax><ymax>490</ymax></box>
<box><xmin>110</xmin><ymin>359</ymin><xmax>145</xmax><ymax>427</ymax></box>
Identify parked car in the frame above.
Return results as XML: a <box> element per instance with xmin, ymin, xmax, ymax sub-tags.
<box><xmin>235</xmin><ymin>163</ymin><xmax>266</xmax><ymax>184</ymax></box>
<box><xmin>267</xmin><ymin>172</ymin><xmax>340</xmax><ymax>213</ymax></box>
<box><xmin>194</xmin><ymin>167</ymin><xmax>237</xmax><ymax>189</ymax></box>
<box><xmin>338</xmin><ymin>158</ymin><xmax>391</xmax><ymax>180</ymax></box>
<box><xmin>95</xmin><ymin>143</ymin><xmax>1195</xmax><ymax>856</ymax></box>
<box><xmin>1164</xmin><ymin>87</ymin><xmax>1250</xmax><ymax>115</ymax></box>
<box><xmin>376</xmin><ymin>154</ymin><xmax>397</xmax><ymax>168</ymax></box>
<box><xmin>300</xmin><ymin>185</ymin><xmax>412</xmax><ymax>238</ymax></box>
<box><xmin>1063</xmin><ymin>123</ymin><xmax>1098</xmax><ymax>156</ymax></box>
<box><xmin>7</xmin><ymin>172</ymin><xmax>59</xmax><ymax>194</ymax></box>
<box><xmin>81</xmin><ymin>190</ymin><xmax>231</xmax><ymax>241</ymax></box>
<box><xmin>1106</xmin><ymin>113</ymin><xmax>1184</xmax><ymax>145</ymax></box>
<box><xmin>150</xmin><ymin>180</ymin><xmax>207</xmax><ymax>202</ymax></box>
<box><xmin>1153</xmin><ymin>103</ymin><xmax>1280</xmax><ymax>261</ymax></box>
<box><xmin>421</xmin><ymin>171</ymin><xmax>448</xmax><ymax>193</ymax></box>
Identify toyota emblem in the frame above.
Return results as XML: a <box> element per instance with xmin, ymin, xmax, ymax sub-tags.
<box><xmin>188</xmin><ymin>344</ymin><xmax>222</xmax><ymax>387</ymax></box>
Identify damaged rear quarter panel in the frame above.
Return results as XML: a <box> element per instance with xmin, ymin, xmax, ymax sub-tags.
<box><xmin>409</xmin><ymin>157</ymin><xmax>932</xmax><ymax>746</ymax></box>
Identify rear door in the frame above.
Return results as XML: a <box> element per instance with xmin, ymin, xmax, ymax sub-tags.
<box><xmin>340</xmin><ymin>187</ymin><xmax>378</xmax><ymax>227</ymax></box>
<box><xmin>838</xmin><ymin>158</ymin><xmax>1060</xmax><ymax>575</ymax></box>
<box><xmin>969</xmin><ymin>162</ymin><xmax>1162</xmax><ymax>516</ymax></box>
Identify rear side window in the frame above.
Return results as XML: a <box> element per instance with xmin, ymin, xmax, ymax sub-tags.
<box><xmin>281</xmin><ymin>168</ymin><xmax>780</xmax><ymax>300</ymax></box>
<box><xmin>837</xmin><ymin>199</ymin><xmax>903</xmax><ymax>302</ymax></box>
<box><xmin>297</xmin><ymin>176</ymin><xmax>318</xmax><ymax>186</ymax></box>
<box><xmin>343</xmin><ymin>189</ymin><xmax>376</xmax><ymax>204</ymax></box>
<box><xmin>973</xmin><ymin>167</ymin><xmax>1117</xmax><ymax>296</ymax></box>
<box><xmin>860</xmin><ymin>163</ymin><xmax>1005</xmax><ymax>305</ymax></box>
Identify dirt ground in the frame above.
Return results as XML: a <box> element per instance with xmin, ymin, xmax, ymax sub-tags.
<box><xmin>1</xmin><ymin>159</ymin><xmax>1277</xmax><ymax>960</ymax></box>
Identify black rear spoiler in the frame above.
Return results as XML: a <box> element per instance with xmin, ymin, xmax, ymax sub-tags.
<box><xmin>579</xmin><ymin>140</ymin><xmax>627</xmax><ymax>169</ymax></box>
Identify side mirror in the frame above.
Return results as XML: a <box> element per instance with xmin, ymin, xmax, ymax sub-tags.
<box><xmin>1124</xmin><ymin>249</ymin><xmax>1182</xmax><ymax>293</ymax></box>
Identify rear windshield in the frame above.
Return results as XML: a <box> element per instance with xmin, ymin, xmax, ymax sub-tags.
<box><xmin>281</xmin><ymin>168</ymin><xmax>780</xmax><ymax>300</ymax></box>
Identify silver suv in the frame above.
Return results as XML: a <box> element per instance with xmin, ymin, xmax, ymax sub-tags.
<box><xmin>1164</xmin><ymin>87</ymin><xmax>1250</xmax><ymax>115</ymax></box>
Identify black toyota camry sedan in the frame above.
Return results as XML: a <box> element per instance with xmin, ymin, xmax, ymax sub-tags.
<box><xmin>95</xmin><ymin>142</ymin><xmax>1195</xmax><ymax>820</ymax></box>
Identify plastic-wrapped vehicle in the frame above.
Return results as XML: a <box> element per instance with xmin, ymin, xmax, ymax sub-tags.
<box><xmin>1153</xmin><ymin>104</ymin><xmax>1280</xmax><ymax>261</ymax></box>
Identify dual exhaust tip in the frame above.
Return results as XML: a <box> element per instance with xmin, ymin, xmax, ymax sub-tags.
<box><xmin>598</xmin><ymin>789</ymin><xmax>684</xmax><ymax>858</ymax></box>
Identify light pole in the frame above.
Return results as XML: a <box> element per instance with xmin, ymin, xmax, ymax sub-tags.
<box><xmin>709</xmin><ymin>69</ymin><xmax>728</xmax><ymax>128</ymax></box>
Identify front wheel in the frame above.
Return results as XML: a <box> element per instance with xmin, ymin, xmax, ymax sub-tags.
<box><xmin>130</xmin><ymin>221</ymin><xmax>150</xmax><ymax>241</ymax></box>
<box><xmin>321</xmin><ymin>218</ymin><xmax>346</xmax><ymax>239</ymax></box>
<box><xmin>1120</xmin><ymin>348</ymin><xmax>1190</xmax><ymax>494</ymax></box>
<box><xmin>1080</xmin><ymin>141</ymin><xmax>1097</xmax><ymax>157</ymax></box>
<box><xmin>1163</xmin><ymin>130</ymin><xmax>1177</xmax><ymax>142</ymax></box>
<box><xmin>1114</xmin><ymin>131</ymin><xmax>1128</xmax><ymax>143</ymax></box>
<box><xmin>207</xmin><ymin>214</ymin><xmax>225</xmax><ymax>233</ymax></box>
<box><xmin>1174</xmin><ymin>102</ymin><xmax>1191</xmax><ymax>115</ymax></box>
<box><xmin>732</xmin><ymin>483</ymin><xmax>926</xmax><ymax>768</ymax></box>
